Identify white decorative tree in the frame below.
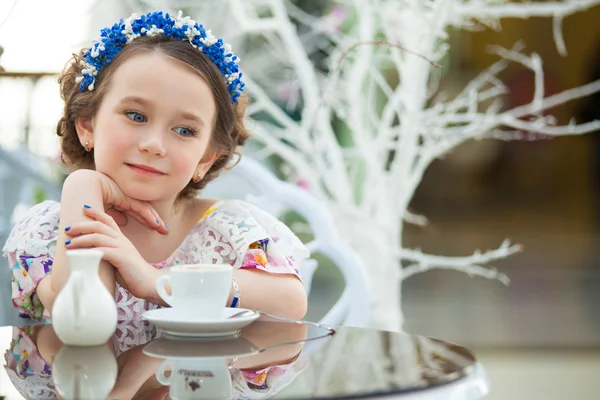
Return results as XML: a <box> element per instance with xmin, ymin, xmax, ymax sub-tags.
<box><xmin>133</xmin><ymin>0</ymin><xmax>600</xmax><ymax>331</ymax></box>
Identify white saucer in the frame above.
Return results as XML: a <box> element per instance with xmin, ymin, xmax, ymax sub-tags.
<box><xmin>142</xmin><ymin>308</ymin><xmax>260</xmax><ymax>338</ymax></box>
<box><xmin>143</xmin><ymin>335</ymin><xmax>259</xmax><ymax>360</ymax></box>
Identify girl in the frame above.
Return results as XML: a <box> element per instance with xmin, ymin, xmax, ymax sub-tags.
<box><xmin>2</xmin><ymin>11</ymin><xmax>309</xmax><ymax>325</ymax></box>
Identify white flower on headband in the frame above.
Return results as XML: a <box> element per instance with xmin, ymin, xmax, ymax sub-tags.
<box><xmin>199</xmin><ymin>30</ymin><xmax>218</xmax><ymax>47</ymax></box>
<box><xmin>141</xmin><ymin>25</ymin><xmax>164</xmax><ymax>36</ymax></box>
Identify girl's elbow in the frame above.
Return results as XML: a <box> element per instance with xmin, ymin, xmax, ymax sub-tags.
<box><xmin>288</xmin><ymin>283</ymin><xmax>308</xmax><ymax>320</ymax></box>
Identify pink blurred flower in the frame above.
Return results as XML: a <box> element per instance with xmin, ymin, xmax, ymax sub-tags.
<box><xmin>320</xmin><ymin>7</ymin><xmax>348</xmax><ymax>35</ymax></box>
<box><xmin>296</xmin><ymin>177</ymin><xmax>311</xmax><ymax>192</ymax></box>
<box><xmin>276</xmin><ymin>82</ymin><xmax>294</xmax><ymax>102</ymax></box>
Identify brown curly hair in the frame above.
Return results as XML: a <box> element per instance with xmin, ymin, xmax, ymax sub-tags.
<box><xmin>56</xmin><ymin>35</ymin><xmax>250</xmax><ymax>198</ymax></box>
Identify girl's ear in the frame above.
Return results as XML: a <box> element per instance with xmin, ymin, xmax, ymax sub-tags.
<box><xmin>195</xmin><ymin>151</ymin><xmax>221</xmax><ymax>179</ymax></box>
<box><xmin>75</xmin><ymin>117</ymin><xmax>94</xmax><ymax>147</ymax></box>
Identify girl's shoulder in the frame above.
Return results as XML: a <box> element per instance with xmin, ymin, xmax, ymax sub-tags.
<box><xmin>198</xmin><ymin>199</ymin><xmax>292</xmax><ymax>231</ymax></box>
<box><xmin>195</xmin><ymin>199</ymin><xmax>303</xmax><ymax>246</ymax></box>
<box><xmin>2</xmin><ymin>200</ymin><xmax>61</xmax><ymax>258</ymax></box>
<box><xmin>183</xmin><ymin>199</ymin><xmax>309</xmax><ymax>268</ymax></box>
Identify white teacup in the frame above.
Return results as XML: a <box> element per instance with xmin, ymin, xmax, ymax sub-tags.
<box><xmin>156</xmin><ymin>264</ymin><xmax>233</xmax><ymax>319</ymax></box>
<box><xmin>156</xmin><ymin>358</ymin><xmax>232</xmax><ymax>400</ymax></box>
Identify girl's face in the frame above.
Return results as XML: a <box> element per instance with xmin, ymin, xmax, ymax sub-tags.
<box><xmin>77</xmin><ymin>51</ymin><xmax>218</xmax><ymax>202</ymax></box>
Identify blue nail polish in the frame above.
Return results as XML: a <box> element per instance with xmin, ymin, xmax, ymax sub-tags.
<box><xmin>65</xmin><ymin>226</ymin><xmax>71</xmax><ymax>231</ymax></box>
<box><xmin>83</xmin><ymin>205</ymin><xmax>91</xmax><ymax>209</ymax></box>
<box><xmin>156</xmin><ymin>219</ymin><xmax>160</xmax><ymax>225</ymax></box>
<box><xmin>65</xmin><ymin>240</ymin><xmax>71</xmax><ymax>245</ymax></box>
<box><xmin>165</xmin><ymin>224</ymin><xmax>169</xmax><ymax>229</ymax></box>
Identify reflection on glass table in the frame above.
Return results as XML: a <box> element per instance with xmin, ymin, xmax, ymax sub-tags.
<box><xmin>1</xmin><ymin>320</ymin><xmax>487</xmax><ymax>399</ymax></box>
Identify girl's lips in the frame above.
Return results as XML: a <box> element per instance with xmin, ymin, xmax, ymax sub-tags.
<box><xmin>126</xmin><ymin>163</ymin><xmax>165</xmax><ymax>176</ymax></box>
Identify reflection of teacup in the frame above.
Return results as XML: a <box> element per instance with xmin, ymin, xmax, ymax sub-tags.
<box><xmin>156</xmin><ymin>358</ymin><xmax>232</xmax><ymax>400</ymax></box>
<box><xmin>156</xmin><ymin>264</ymin><xmax>233</xmax><ymax>319</ymax></box>
<box><xmin>145</xmin><ymin>335</ymin><xmax>259</xmax><ymax>400</ymax></box>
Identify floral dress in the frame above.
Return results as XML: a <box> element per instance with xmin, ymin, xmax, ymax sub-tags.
<box><xmin>2</xmin><ymin>199</ymin><xmax>309</xmax><ymax>328</ymax></box>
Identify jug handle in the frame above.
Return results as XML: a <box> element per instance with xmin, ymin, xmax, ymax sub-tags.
<box><xmin>72</xmin><ymin>273</ymin><xmax>85</xmax><ymax>331</ymax></box>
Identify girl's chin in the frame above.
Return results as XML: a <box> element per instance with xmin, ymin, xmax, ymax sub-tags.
<box><xmin>114</xmin><ymin>178</ymin><xmax>187</xmax><ymax>203</ymax></box>
<box><xmin>120</xmin><ymin>187</ymin><xmax>172</xmax><ymax>203</ymax></box>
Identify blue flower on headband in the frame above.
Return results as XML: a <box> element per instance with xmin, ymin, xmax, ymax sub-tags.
<box><xmin>75</xmin><ymin>11</ymin><xmax>244</xmax><ymax>103</ymax></box>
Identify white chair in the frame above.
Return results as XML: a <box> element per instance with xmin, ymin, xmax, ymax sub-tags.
<box><xmin>203</xmin><ymin>156</ymin><xmax>371</xmax><ymax>328</ymax></box>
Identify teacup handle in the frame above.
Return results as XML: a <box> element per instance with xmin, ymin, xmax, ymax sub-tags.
<box><xmin>156</xmin><ymin>359</ymin><xmax>173</xmax><ymax>386</ymax></box>
<box><xmin>156</xmin><ymin>275</ymin><xmax>173</xmax><ymax>307</ymax></box>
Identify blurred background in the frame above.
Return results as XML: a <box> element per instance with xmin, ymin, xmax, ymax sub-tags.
<box><xmin>1</xmin><ymin>0</ymin><xmax>600</xmax><ymax>398</ymax></box>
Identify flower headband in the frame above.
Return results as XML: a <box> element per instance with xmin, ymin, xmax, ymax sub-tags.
<box><xmin>75</xmin><ymin>11</ymin><xmax>244</xmax><ymax>103</ymax></box>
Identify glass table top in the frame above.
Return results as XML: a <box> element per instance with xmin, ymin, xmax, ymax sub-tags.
<box><xmin>0</xmin><ymin>319</ymin><xmax>481</xmax><ymax>399</ymax></box>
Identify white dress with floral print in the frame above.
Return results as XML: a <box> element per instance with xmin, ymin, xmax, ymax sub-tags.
<box><xmin>2</xmin><ymin>199</ymin><xmax>309</xmax><ymax>330</ymax></box>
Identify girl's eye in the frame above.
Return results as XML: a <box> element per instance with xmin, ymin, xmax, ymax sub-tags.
<box><xmin>174</xmin><ymin>127</ymin><xmax>196</xmax><ymax>137</ymax></box>
<box><xmin>125</xmin><ymin>111</ymin><xmax>147</xmax><ymax>123</ymax></box>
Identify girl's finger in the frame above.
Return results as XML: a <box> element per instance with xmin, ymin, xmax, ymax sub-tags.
<box><xmin>64</xmin><ymin>220</ymin><xmax>118</xmax><ymax>238</ymax></box>
<box><xmin>75</xmin><ymin>246</ymin><xmax>119</xmax><ymax>267</ymax></box>
<box><xmin>113</xmin><ymin>199</ymin><xmax>155</xmax><ymax>228</ymax></box>
<box><xmin>128</xmin><ymin>200</ymin><xmax>168</xmax><ymax>234</ymax></box>
<box><xmin>82</xmin><ymin>206</ymin><xmax>121</xmax><ymax>232</ymax></box>
<box><xmin>64</xmin><ymin>233</ymin><xmax>115</xmax><ymax>249</ymax></box>
<box><xmin>116</xmin><ymin>199</ymin><xmax>168</xmax><ymax>235</ymax></box>
<box><xmin>123</xmin><ymin>209</ymin><xmax>168</xmax><ymax>235</ymax></box>
<box><xmin>106</xmin><ymin>208</ymin><xmax>129</xmax><ymax>226</ymax></box>
<box><xmin>117</xmin><ymin>208</ymin><xmax>151</xmax><ymax>228</ymax></box>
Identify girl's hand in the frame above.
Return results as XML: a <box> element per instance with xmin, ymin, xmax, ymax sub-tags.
<box><xmin>95</xmin><ymin>171</ymin><xmax>169</xmax><ymax>235</ymax></box>
<box><xmin>64</xmin><ymin>205</ymin><xmax>156</xmax><ymax>300</ymax></box>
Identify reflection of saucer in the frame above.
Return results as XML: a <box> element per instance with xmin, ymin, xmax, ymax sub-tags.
<box><xmin>144</xmin><ymin>335</ymin><xmax>259</xmax><ymax>360</ymax></box>
<box><xmin>142</xmin><ymin>308</ymin><xmax>259</xmax><ymax>338</ymax></box>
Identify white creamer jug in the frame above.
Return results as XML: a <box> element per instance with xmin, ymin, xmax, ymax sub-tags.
<box><xmin>52</xmin><ymin>249</ymin><xmax>118</xmax><ymax>346</ymax></box>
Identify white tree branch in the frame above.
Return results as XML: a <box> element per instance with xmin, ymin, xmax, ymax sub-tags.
<box><xmin>509</xmin><ymin>79</ymin><xmax>600</xmax><ymax>119</ymax></box>
<box><xmin>456</xmin><ymin>0</ymin><xmax>600</xmax><ymax>20</ymax></box>
<box><xmin>403</xmin><ymin>262</ymin><xmax>511</xmax><ymax>284</ymax></box>
<box><xmin>403</xmin><ymin>210</ymin><xmax>429</xmax><ymax>227</ymax></box>
<box><xmin>399</xmin><ymin>240</ymin><xmax>523</xmax><ymax>283</ymax></box>
<box><xmin>553</xmin><ymin>14</ymin><xmax>567</xmax><ymax>56</ymax></box>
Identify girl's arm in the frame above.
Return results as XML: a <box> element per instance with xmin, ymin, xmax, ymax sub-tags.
<box><xmin>37</xmin><ymin>170</ymin><xmax>169</xmax><ymax>314</ymax></box>
<box><xmin>230</xmin><ymin>269</ymin><xmax>307</xmax><ymax>320</ymax></box>
<box><xmin>38</xmin><ymin>169</ymin><xmax>116</xmax><ymax>313</ymax></box>
<box><xmin>147</xmin><ymin>267</ymin><xmax>307</xmax><ymax>320</ymax></box>
<box><xmin>234</xmin><ymin>316</ymin><xmax>307</xmax><ymax>369</ymax></box>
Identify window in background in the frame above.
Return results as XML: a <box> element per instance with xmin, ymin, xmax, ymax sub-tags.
<box><xmin>0</xmin><ymin>0</ymin><xmax>93</xmax><ymax>158</ymax></box>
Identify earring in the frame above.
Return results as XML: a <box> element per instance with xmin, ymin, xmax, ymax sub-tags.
<box><xmin>84</xmin><ymin>141</ymin><xmax>92</xmax><ymax>152</ymax></box>
<box><xmin>193</xmin><ymin>174</ymin><xmax>201</xmax><ymax>184</ymax></box>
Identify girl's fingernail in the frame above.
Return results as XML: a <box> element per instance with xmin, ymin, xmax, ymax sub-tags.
<box><xmin>156</xmin><ymin>219</ymin><xmax>160</xmax><ymax>225</ymax></box>
<box><xmin>164</xmin><ymin>224</ymin><xmax>168</xmax><ymax>229</ymax></box>
<box><xmin>65</xmin><ymin>226</ymin><xmax>71</xmax><ymax>231</ymax></box>
<box><xmin>83</xmin><ymin>205</ymin><xmax>91</xmax><ymax>209</ymax></box>
<box><xmin>65</xmin><ymin>240</ymin><xmax>71</xmax><ymax>245</ymax></box>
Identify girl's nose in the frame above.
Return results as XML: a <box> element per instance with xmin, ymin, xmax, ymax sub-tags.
<box><xmin>137</xmin><ymin>128</ymin><xmax>166</xmax><ymax>157</ymax></box>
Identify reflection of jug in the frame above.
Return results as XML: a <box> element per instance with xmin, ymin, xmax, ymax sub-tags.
<box><xmin>52</xmin><ymin>249</ymin><xmax>117</xmax><ymax>346</ymax></box>
<box><xmin>52</xmin><ymin>343</ymin><xmax>118</xmax><ymax>400</ymax></box>
<box><xmin>157</xmin><ymin>358</ymin><xmax>232</xmax><ymax>400</ymax></box>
